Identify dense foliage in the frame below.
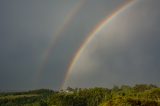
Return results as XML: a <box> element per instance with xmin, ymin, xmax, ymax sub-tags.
<box><xmin>0</xmin><ymin>84</ymin><xmax>160</xmax><ymax>106</ymax></box>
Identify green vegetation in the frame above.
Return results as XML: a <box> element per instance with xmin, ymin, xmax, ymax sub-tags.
<box><xmin>0</xmin><ymin>84</ymin><xmax>160</xmax><ymax>106</ymax></box>
<box><xmin>0</xmin><ymin>89</ymin><xmax>55</xmax><ymax>106</ymax></box>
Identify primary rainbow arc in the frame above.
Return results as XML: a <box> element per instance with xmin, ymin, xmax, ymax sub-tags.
<box><xmin>61</xmin><ymin>0</ymin><xmax>138</xmax><ymax>89</ymax></box>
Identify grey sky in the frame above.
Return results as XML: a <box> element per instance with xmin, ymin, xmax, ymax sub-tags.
<box><xmin>65</xmin><ymin>0</ymin><xmax>160</xmax><ymax>88</ymax></box>
<box><xmin>0</xmin><ymin>0</ymin><xmax>160</xmax><ymax>91</ymax></box>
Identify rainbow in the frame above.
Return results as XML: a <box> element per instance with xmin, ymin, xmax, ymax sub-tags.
<box><xmin>34</xmin><ymin>0</ymin><xmax>86</xmax><ymax>84</ymax></box>
<box><xmin>61</xmin><ymin>0</ymin><xmax>138</xmax><ymax>89</ymax></box>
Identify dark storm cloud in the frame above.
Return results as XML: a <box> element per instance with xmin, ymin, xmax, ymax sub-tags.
<box><xmin>1</xmin><ymin>0</ymin><xmax>159</xmax><ymax>90</ymax></box>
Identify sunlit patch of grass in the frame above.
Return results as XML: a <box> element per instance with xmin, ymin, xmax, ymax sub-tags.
<box><xmin>0</xmin><ymin>94</ymin><xmax>39</xmax><ymax>100</ymax></box>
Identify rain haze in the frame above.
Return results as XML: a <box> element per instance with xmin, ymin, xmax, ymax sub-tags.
<box><xmin>0</xmin><ymin>0</ymin><xmax>160</xmax><ymax>91</ymax></box>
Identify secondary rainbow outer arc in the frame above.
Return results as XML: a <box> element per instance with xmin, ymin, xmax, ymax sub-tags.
<box><xmin>61</xmin><ymin>0</ymin><xmax>137</xmax><ymax>89</ymax></box>
<box><xmin>34</xmin><ymin>0</ymin><xmax>86</xmax><ymax>84</ymax></box>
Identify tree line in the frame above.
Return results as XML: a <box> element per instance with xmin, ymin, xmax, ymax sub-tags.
<box><xmin>0</xmin><ymin>84</ymin><xmax>160</xmax><ymax>106</ymax></box>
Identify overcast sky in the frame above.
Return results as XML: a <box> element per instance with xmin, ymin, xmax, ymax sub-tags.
<box><xmin>0</xmin><ymin>0</ymin><xmax>160</xmax><ymax>91</ymax></box>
